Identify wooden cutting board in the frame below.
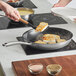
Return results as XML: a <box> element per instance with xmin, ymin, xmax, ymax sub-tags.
<box><xmin>12</xmin><ymin>55</ymin><xmax>76</xmax><ymax>76</ymax></box>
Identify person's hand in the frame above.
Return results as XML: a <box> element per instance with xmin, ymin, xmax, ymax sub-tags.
<box><xmin>53</xmin><ymin>0</ymin><xmax>72</xmax><ymax>7</ymax></box>
<box><xmin>0</xmin><ymin>1</ymin><xmax>20</xmax><ymax>21</ymax></box>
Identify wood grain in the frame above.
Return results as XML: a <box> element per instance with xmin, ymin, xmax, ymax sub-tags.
<box><xmin>12</xmin><ymin>55</ymin><xmax>76</xmax><ymax>76</ymax></box>
<box><xmin>19</xmin><ymin>18</ymin><xmax>28</xmax><ymax>24</ymax></box>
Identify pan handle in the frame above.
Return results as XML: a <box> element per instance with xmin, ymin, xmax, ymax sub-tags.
<box><xmin>2</xmin><ymin>41</ymin><xmax>31</xmax><ymax>47</ymax></box>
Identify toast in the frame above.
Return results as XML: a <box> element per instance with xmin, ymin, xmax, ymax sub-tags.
<box><xmin>42</xmin><ymin>34</ymin><xmax>56</xmax><ymax>42</ymax></box>
<box><xmin>34</xmin><ymin>40</ymin><xmax>46</xmax><ymax>44</ymax></box>
<box><xmin>56</xmin><ymin>39</ymin><xmax>66</xmax><ymax>43</ymax></box>
<box><xmin>35</xmin><ymin>22</ymin><xmax>48</xmax><ymax>32</ymax></box>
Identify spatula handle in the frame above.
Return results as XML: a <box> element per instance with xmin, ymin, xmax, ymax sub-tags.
<box><xmin>19</xmin><ymin>18</ymin><xmax>29</xmax><ymax>24</ymax></box>
<box><xmin>19</xmin><ymin>18</ymin><xmax>35</xmax><ymax>29</ymax></box>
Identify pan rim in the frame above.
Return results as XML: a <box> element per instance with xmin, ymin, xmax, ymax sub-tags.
<box><xmin>22</xmin><ymin>27</ymin><xmax>73</xmax><ymax>45</ymax></box>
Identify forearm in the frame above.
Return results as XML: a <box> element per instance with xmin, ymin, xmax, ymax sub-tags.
<box><xmin>58</xmin><ymin>0</ymin><xmax>72</xmax><ymax>6</ymax></box>
<box><xmin>0</xmin><ymin>1</ymin><xmax>5</xmax><ymax>10</ymax></box>
<box><xmin>0</xmin><ymin>1</ymin><xmax>12</xmax><ymax>12</ymax></box>
<box><xmin>53</xmin><ymin>0</ymin><xmax>72</xmax><ymax>7</ymax></box>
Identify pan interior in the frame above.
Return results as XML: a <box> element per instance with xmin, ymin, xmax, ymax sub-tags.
<box><xmin>42</xmin><ymin>27</ymin><xmax>73</xmax><ymax>40</ymax></box>
<box><xmin>22</xmin><ymin>27</ymin><xmax>73</xmax><ymax>43</ymax></box>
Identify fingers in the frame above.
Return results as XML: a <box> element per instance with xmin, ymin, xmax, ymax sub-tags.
<box><xmin>53</xmin><ymin>4</ymin><xmax>59</xmax><ymax>8</ymax></box>
<box><xmin>12</xmin><ymin>10</ymin><xmax>20</xmax><ymax>21</ymax></box>
<box><xmin>6</xmin><ymin>10</ymin><xmax>20</xmax><ymax>22</ymax></box>
<box><xmin>0</xmin><ymin>1</ymin><xmax>20</xmax><ymax>21</ymax></box>
<box><xmin>53</xmin><ymin>3</ymin><xmax>64</xmax><ymax>8</ymax></box>
<box><xmin>14</xmin><ymin>9</ymin><xmax>20</xmax><ymax>18</ymax></box>
<box><xmin>14</xmin><ymin>10</ymin><xmax>21</xmax><ymax>21</ymax></box>
<box><xmin>52</xmin><ymin>3</ymin><xmax>62</xmax><ymax>8</ymax></box>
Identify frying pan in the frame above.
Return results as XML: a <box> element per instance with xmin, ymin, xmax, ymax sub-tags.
<box><xmin>3</xmin><ymin>27</ymin><xmax>73</xmax><ymax>50</ymax></box>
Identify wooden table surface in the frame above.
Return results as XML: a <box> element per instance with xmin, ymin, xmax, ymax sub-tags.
<box><xmin>12</xmin><ymin>55</ymin><xmax>76</xmax><ymax>76</ymax></box>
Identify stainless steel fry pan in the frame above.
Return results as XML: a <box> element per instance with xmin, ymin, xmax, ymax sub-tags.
<box><xmin>3</xmin><ymin>27</ymin><xmax>73</xmax><ymax>50</ymax></box>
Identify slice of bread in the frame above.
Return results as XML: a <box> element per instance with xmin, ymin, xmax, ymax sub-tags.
<box><xmin>48</xmin><ymin>42</ymin><xmax>56</xmax><ymax>44</ymax></box>
<box><xmin>34</xmin><ymin>40</ymin><xmax>47</xmax><ymax>44</ymax></box>
<box><xmin>54</xmin><ymin>35</ymin><xmax>60</xmax><ymax>40</ymax></box>
<box><xmin>35</xmin><ymin>22</ymin><xmax>48</xmax><ymax>32</ymax></box>
<box><xmin>42</xmin><ymin>34</ymin><xmax>56</xmax><ymax>42</ymax></box>
<box><xmin>56</xmin><ymin>39</ymin><xmax>66</xmax><ymax>43</ymax></box>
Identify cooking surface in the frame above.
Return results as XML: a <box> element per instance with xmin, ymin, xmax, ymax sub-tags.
<box><xmin>8</xmin><ymin>0</ymin><xmax>37</xmax><ymax>8</ymax></box>
<box><xmin>22</xmin><ymin>0</ymin><xmax>37</xmax><ymax>8</ymax></box>
<box><xmin>29</xmin><ymin>13</ymin><xmax>67</xmax><ymax>28</ymax></box>
<box><xmin>0</xmin><ymin>13</ymin><xmax>67</xmax><ymax>30</ymax></box>
<box><xmin>12</xmin><ymin>55</ymin><xmax>76</xmax><ymax>76</ymax></box>
<box><xmin>17</xmin><ymin>37</ymin><xmax>76</xmax><ymax>55</ymax></box>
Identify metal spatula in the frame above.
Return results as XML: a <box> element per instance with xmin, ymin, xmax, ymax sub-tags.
<box><xmin>19</xmin><ymin>18</ymin><xmax>49</xmax><ymax>42</ymax></box>
<box><xmin>19</xmin><ymin>18</ymin><xmax>44</xmax><ymax>41</ymax></box>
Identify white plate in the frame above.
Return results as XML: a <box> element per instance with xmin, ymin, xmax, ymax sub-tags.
<box><xmin>51</xmin><ymin>7</ymin><xmax>76</xmax><ymax>21</ymax></box>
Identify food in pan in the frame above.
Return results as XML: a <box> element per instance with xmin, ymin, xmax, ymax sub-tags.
<box><xmin>34</xmin><ymin>34</ymin><xmax>66</xmax><ymax>44</ymax></box>
<box><xmin>35</xmin><ymin>22</ymin><xmax>66</xmax><ymax>44</ymax></box>
<box><xmin>34</xmin><ymin>40</ymin><xmax>46</xmax><ymax>44</ymax></box>
<box><xmin>35</xmin><ymin>22</ymin><xmax>48</xmax><ymax>32</ymax></box>
<box><xmin>54</xmin><ymin>35</ymin><xmax>60</xmax><ymax>40</ymax></box>
<box><xmin>42</xmin><ymin>34</ymin><xmax>55</xmax><ymax>40</ymax></box>
<box><xmin>48</xmin><ymin>42</ymin><xmax>56</xmax><ymax>44</ymax></box>
<box><xmin>42</xmin><ymin>34</ymin><xmax>56</xmax><ymax>42</ymax></box>
<box><xmin>56</xmin><ymin>39</ymin><xmax>66</xmax><ymax>43</ymax></box>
